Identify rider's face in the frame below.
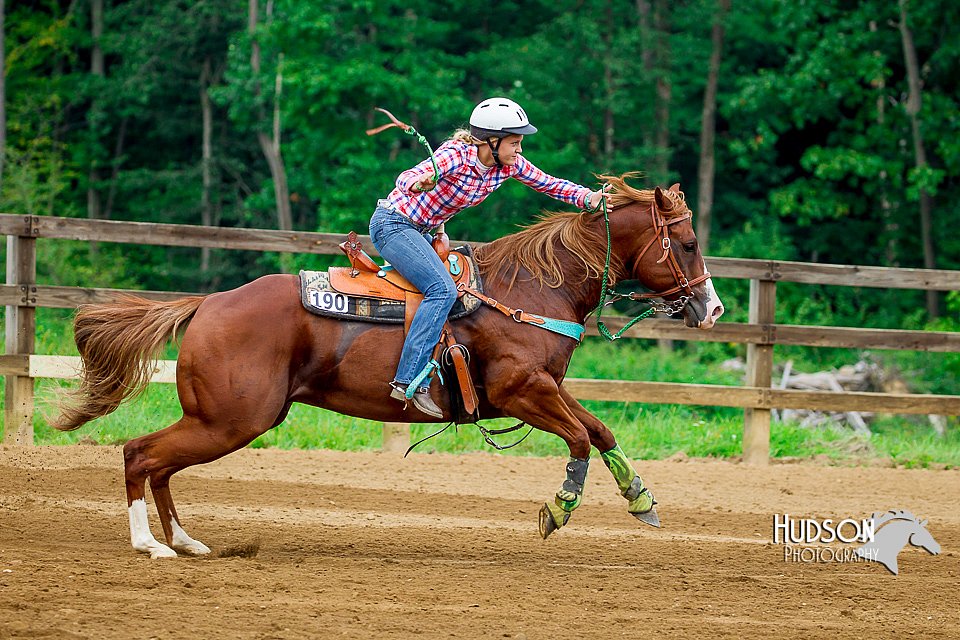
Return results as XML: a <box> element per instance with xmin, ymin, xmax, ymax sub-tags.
<box><xmin>496</xmin><ymin>135</ymin><xmax>524</xmax><ymax>166</ymax></box>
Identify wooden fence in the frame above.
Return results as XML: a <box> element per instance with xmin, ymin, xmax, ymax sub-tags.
<box><xmin>3</xmin><ymin>213</ymin><xmax>959</xmax><ymax>464</ymax></box>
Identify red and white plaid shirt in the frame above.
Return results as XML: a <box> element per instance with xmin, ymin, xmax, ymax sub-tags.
<box><xmin>383</xmin><ymin>140</ymin><xmax>593</xmax><ymax>229</ymax></box>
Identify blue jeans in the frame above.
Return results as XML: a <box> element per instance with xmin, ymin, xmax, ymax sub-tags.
<box><xmin>369</xmin><ymin>205</ymin><xmax>457</xmax><ymax>385</ymax></box>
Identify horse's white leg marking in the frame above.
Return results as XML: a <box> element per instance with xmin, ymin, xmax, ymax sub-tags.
<box><xmin>169</xmin><ymin>517</ymin><xmax>211</xmax><ymax>556</ymax></box>
<box><xmin>128</xmin><ymin>499</ymin><xmax>177</xmax><ymax>559</ymax></box>
<box><xmin>698</xmin><ymin>277</ymin><xmax>725</xmax><ymax>329</ymax></box>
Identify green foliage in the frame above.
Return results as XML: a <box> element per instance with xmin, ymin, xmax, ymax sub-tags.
<box><xmin>4</xmin><ymin>0</ymin><xmax>959</xmax><ymax>283</ymax></box>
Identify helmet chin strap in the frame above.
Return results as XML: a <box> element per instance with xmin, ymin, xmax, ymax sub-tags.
<box><xmin>486</xmin><ymin>137</ymin><xmax>505</xmax><ymax>167</ymax></box>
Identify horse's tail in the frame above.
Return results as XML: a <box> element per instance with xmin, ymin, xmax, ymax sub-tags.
<box><xmin>52</xmin><ymin>294</ymin><xmax>207</xmax><ymax>431</ymax></box>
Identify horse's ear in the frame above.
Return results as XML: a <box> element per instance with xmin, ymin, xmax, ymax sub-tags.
<box><xmin>654</xmin><ymin>186</ymin><xmax>673</xmax><ymax>212</ymax></box>
<box><xmin>669</xmin><ymin>183</ymin><xmax>681</xmax><ymax>194</ymax></box>
<box><xmin>920</xmin><ymin>519</ymin><xmax>928</xmax><ymax>527</ymax></box>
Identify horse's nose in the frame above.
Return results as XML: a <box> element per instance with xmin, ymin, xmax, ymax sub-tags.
<box><xmin>712</xmin><ymin>304</ymin><xmax>724</xmax><ymax>319</ymax></box>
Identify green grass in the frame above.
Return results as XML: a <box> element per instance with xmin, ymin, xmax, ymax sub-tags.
<box><xmin>14</xmin><ymin>367</ymin><xmax>960</xmax><ymax>468</ymax></box>
<box><xmin>3</xmin><ymin>311</ymin><xmax>959</xmax><ymax>468</ymax></box>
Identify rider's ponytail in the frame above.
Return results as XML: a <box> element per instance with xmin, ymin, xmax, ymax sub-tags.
<box><xmin>450</xmin><ymin>129</ymin><xmax>483</xmax><ymax>145</ymax></box>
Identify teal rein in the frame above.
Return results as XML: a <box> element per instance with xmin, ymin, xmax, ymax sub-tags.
<box><xmin>524</xmin><ymin>314</ymin><xmax>585</xmax><ymax>342</ymax></box>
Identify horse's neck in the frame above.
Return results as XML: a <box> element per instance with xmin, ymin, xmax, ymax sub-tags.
<box><xmin>481</xmin><ymin>261</ymin><xmax>603</xmax><ymax>323</ymax></box>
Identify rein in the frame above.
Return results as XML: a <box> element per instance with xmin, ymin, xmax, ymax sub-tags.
<box><xmin>366</xmin><ymin>108</ymin><xmax>441</xmax><ymax>183</ymax></box>
<box><xmin>404</xmin><ymin>420</ymin><xmax>533</xmax><ymax>457</ymax></box>
<box><xmin>591</xmin><ymin>193</ymin><xmax>711</xmax><ymax>341</ymax></box>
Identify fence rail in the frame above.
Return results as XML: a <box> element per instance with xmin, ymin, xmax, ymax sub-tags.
<box><xmin>3</xmin><ymin>214</ymin><xmax>959</xmax><ymax>462</ymax></box>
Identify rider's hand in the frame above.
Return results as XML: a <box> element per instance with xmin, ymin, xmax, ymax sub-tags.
<box><xmin>588</xmin><ymin>190</ymin><xmax>612</xmax><ymax>211</ymax></box>
<box><xmin>413</xmin><ymin>172</ymin><xmax>438</xmax><ymax>193</ymax></box>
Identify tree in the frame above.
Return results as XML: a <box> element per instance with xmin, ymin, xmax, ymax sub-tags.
<box><xmin>249</xmin><ymin>0</ymin><xmax>292</xmax><ymax>231</ymax></box>
<box><xmin>898</xmin><ymin>0</ymin><xmax>938</xmax><ymax>317</ymax></box>
<box><xmin>695</xmin><ymin>0</ymin><xmax>729</xmax><ymax>254</ymax></box>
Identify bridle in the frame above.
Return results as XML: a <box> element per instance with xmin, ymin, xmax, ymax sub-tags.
<box><xmin>592</xmin><ymin>190</ymin><xmax>712</xmax><ymax>340</ymax></box>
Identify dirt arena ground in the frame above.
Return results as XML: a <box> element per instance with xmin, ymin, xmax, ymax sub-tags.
<box><xmin>1</xmin><ymin>445</ymin><xmax>957</xmax><ymax>639</ymax></box>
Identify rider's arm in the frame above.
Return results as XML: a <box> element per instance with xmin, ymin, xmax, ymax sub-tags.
<box><xmin>512</xmin><ymin>155</ymin><xmax>593</xmax><ymax>209</ymax></box>
<box><xmin>395</xmin><ymin>142</ymin><xmax>467</xmax><ymax>195</ymax></box>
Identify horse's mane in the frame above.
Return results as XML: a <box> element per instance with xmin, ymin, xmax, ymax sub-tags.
<box><xmin>475</xmin><ymin>172</ymin><xmax>687</xmax><ymax>290</ymax></box>
<box><xmin>600</xmin><ymin>171</ymin><xmax>690</xmax><ymax>217</ymax></box>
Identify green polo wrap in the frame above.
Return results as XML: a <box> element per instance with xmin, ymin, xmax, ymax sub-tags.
<box><xmin>600</xmin><ymin>444</ymin><xmax>653</xmax><ymax>513</ymax></box>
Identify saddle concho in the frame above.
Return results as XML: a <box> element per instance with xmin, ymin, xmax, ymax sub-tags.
<box><xmin>299</xmin><ymin>246</ymin><xmax>483</xmax><ymax>324</ymax></box>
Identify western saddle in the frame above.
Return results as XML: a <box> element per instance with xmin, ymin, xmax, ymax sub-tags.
<box><xmin>336</xmin><ymin>230</ymin><xmax>479</xmax><ymax>419</ymax></box>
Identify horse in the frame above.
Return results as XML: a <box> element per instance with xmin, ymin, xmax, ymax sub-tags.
<box><xmin>855</xmin><ymin>510</ymin><xmax>941</xmax><ymax>574</ymax></box>
<box><xmin>53</xmin><ymin>174</ymin><xmax>725</xmax><ymax>558</ymax></box>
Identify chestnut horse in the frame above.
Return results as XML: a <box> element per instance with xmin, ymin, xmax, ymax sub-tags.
<box><xmin>54</xmin><ymin>175</ymin><xmax>724</xmax><ymax>558</ymax></box>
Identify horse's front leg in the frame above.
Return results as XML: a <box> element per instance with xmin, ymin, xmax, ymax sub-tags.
<box><xmin>489</xmin><ymin>369</ymin><xmax>592</xmax><ymax>539</ymax></box>
<box><xmin>559</xmin><ymin>386</ymin><xmax>660</xmax><ymax>528</ymax></box>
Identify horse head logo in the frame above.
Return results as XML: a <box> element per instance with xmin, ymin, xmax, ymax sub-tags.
<box><xmin>855</xmin><ymin>510</ymin><xmax>940</xmax><ymax>575</ymax></box>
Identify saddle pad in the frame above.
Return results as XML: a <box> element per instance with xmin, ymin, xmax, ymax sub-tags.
<box><xmin>300</xmin><ymin>246</ymin><xmax>484</xmax><ymax>324</ymax></box>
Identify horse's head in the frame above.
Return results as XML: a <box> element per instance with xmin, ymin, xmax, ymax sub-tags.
<box><xmin>605</xmin><ymin>177</ymin><xmax>724</xmax><ymax>329</ymax></box>
<box><xmin>910</xmin><ymin>519</ymin><xmax>941</xmax><ymax>555</ymax></box>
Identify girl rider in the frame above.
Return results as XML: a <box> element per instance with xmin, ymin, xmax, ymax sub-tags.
<box><xmin>369</xmin><ymin>97</ymin><xmax>609</xmax><ymax>418</ymax></box>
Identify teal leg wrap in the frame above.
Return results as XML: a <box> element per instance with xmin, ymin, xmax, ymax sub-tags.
<box><xmin>600</xmin><ymin>444</ymin><xmax>653</xmax><ymax>513</ymax></box>
<box><xmin>406</xmin><ymin>359</ymin><xmax>442</xmax><ymax>398</ymax></box>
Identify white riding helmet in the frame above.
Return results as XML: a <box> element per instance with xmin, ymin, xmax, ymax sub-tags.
<box><xmin>469</xmin><ymin>97</ymin><xmax>538</xmax><ymax>138</ymax></box>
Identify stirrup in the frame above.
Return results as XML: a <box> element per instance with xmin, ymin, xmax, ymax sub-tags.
<box><xmin>389</xmin><ymin>382</ymin><xmax>443</xmax><ymax>418</ymax></box>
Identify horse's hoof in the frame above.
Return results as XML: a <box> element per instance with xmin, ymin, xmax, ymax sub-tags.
<box><xmin>539</xmin><ymin>503</ymin><xmax>558</xmax><ymax>539</ymax></box>
<box><xmin>631</xmin><ymin>505</ymin><xmax>661</xmax><ymax>528</ymax></box>
<box><xmin>173</xmin><ymin>540</ymin><xmax>211</xmax><ymax>556</ymax></box>
<box><xmin>148</xmin><ymin>544</ymin><xmax>178</xmax><ymax>559</ymax></box>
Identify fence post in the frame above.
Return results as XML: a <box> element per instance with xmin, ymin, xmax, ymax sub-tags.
<box><xmin>382</xmin><ymin>422</ymin><xmax>410</xmax><ymax>453</ymax></box>
<box><xmin>4</xmin><ymin>225</ymin><xmax>38</xmax><ymax>445</ymax></box>
<box><xmin>743</xmin><ymin>277</ymin><xmax>776</xmax><ymax>465</ymax></box>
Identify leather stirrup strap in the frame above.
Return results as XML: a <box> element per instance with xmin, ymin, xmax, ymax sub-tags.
<box><xmin>442</xmin><ymin>323</ymin><xmax>478</xmax><ymax>416</ymax></box>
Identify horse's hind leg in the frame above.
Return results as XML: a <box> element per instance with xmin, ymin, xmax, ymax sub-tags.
<box><xmin>559</xmin><ymin>387</ymin><xmax>659</xmax><ymax>527</ymax></box>
<box><xmin>124</xmin><ymin>428</ymin><xmax>180</xmax><ymax>559</ymax></box>
<box><xmin>123</xmin><ymin>411</ymin><xmax>280</xmax><ymax>558</ymax></box>
<box><xmin>150</xmin><ymin>467</ymin><xmax>210</xmax><ymax>556</ymax></box>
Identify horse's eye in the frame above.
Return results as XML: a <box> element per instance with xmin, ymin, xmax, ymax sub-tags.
<box><xmin>682</xmin><ymin>241</ymin><xmax>697</xmax><ymax>253</ymax></box>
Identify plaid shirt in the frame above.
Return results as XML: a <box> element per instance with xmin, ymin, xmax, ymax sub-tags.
<box><xmin>384</xmin><ymin>141</ymin><xmax>593</xmax><ymax>229</ymax></box>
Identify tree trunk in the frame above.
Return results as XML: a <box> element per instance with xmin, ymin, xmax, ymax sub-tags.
<box><xmin>603</xmin><ymin>3</ymin><xmax>615</xmax><ymax>161</ymax></box>
<box><xmin>200</xmin><ymin>57</ymin><xmax>213</xmax><ymax>276</ymax></box>
<box><xmin>695</xmin><ymin>0</ymin><xmax>729</xmax><ymax>255</ymax></box>
<box><xmin>898</xmin><ymin>0</ymin><xmax>938</xmax><ymax>317</ymax></box>
<box><xmin>636</xmin><ymin>0</ymin><xmax>653</xmax><ymax>152</ymax></box>
<box><xmin>87</xmin><ymin>0</ymin><xmax>104</xmax><ymax>257</ymax></box>
<box><xmin>249</xmin><ymin>0</ymin><xmax>292</xmax><ymax>231</ymax></box>
<box><xmin>88</xmin><ymin>0</ymin><xmax>103</xmax><ymax>221</ymax></box>
<box><xmin>652</xmin><ymin>0</ymin><xmax>671</xmax><ymax>184</ymax></box>
<box><xmin>0</xmin><ymin>0</ymin><xmax>6</xmax><ymax>192</ymax></box>
<box><xmin>870</xmin><ymin>20</ymin><xmax>897</xmax><ymax>266</ymax></box>
<box><xmin>103</xmin><ymin>117</ymin><xmax>127</xmax><ymax>219</ymax></box>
